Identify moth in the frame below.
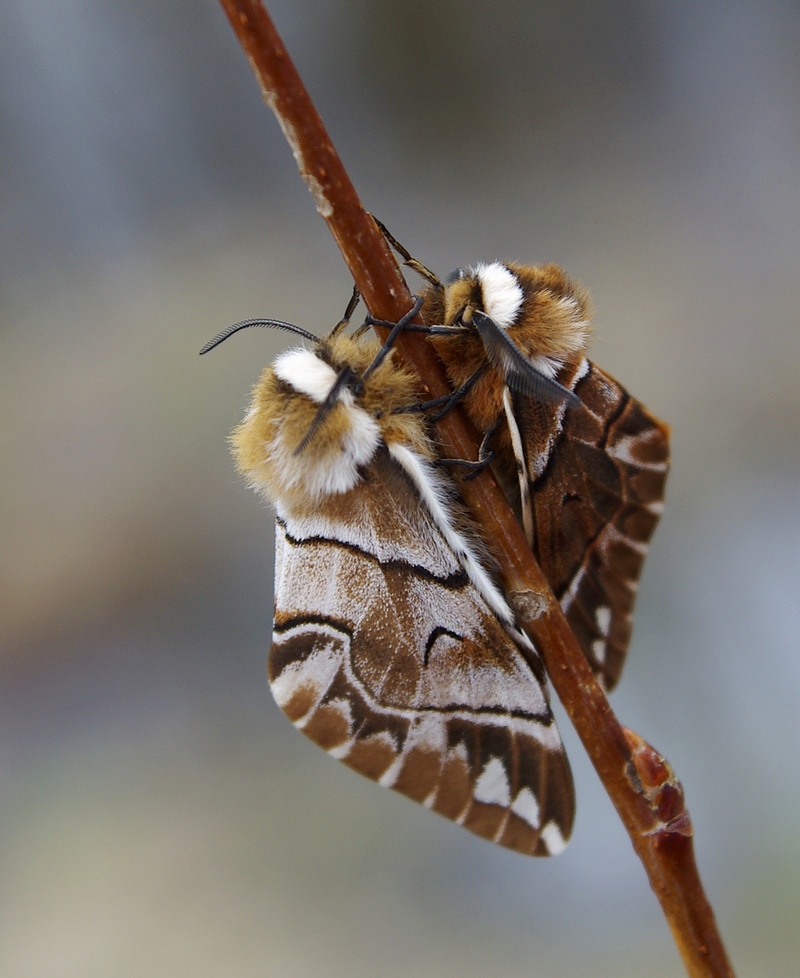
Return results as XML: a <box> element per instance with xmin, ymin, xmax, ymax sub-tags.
<box><xmin>378</xmin><ymin>225</ymin><xmax>670</xmax><ymax>691</ymax></box>
<box><xmin>201</xmin><ymin>309</ymin><xmax>574</xmax><ymax>856</ymax></box>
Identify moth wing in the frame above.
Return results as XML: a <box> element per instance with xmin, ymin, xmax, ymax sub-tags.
<box><xmin>269</xmin><ymin>455</ymin><xmax>575</xmax><ymax>856</ymax></box>
<box><xmin>521</xmin><ymin>360</ymin><xmax>669</xmax><ymax>690</ymax></box>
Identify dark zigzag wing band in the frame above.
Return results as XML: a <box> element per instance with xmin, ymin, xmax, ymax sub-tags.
<box><xmin>269</xmin><ymin>507</ymin><xmax>575</xmax><ymax>857</ymax></box>
<box><xmin>522</xmin><ymin>359</ymin><xmax>669</xmax><ymax>690</ymax></box>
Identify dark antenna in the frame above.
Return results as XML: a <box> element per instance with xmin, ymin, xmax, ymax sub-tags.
<box><xmin>293</xmin><ymin>365</ymin><xmax>358</xmax><ymax>456</ymax></box>
<box><xmin>199</xmin><ymin>318</ymin><xmax>317</xmax><ymax>355</ymax></box>
<box><xmin>329</xmin><ymin>285</ymin><xmax>361</xmax><ymax>337</ymax></box>
<box><xmin>472</xmin><ymin>311</ymin><xmax>582</xmax><ymax>409</ymax></box>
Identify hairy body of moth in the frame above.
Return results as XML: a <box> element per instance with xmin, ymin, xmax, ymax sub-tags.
<box><xmin>421</xmin><ymin>260</ymin><xmax>670</xmax><ymax>691</ymax></box>
<box><xmin>232</xmin><ymin>331</ymin><xmax>575</xmax><ymax>856</ymax></box>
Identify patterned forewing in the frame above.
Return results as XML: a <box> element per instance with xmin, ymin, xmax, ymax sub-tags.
<box><xmin>523</xmin><ymin>360</ymin><xmax>669</xmax><ymax>690</ymax></box>
<box><xmin>268</xmin><ymin>457</ymin><xmax>575</xmax><ymax>856</ymax></box>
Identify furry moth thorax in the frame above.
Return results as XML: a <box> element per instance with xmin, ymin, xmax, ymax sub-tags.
<box><xmin>231</xmin><ymin>328</ymin><xmax>530</xmax><ymax>636</ymax></box>
<box><xmin>424</xmin><ymin>261</ymin><xmax>592</xmax><ymax>430</ymax></box>
<box><xmin>232</xmin><ymin>333</ymin><xmax>429</xmax><ymax>511</ymax></box>
<box><xmin>436</xmin><ymin>261</ymin><xmax>591</xmax><ymax>354</ymax></box>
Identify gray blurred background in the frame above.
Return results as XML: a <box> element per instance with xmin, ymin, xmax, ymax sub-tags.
<box><xmin>2</xmin><ymin>2</ymin><xmax>798</xmax><ymax>976</ymax></box>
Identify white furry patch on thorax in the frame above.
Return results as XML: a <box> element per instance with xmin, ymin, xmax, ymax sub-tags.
<box><xmin>475</xmin><ymin>262</ymin><xmax>524</xmax><ymax>329</ymax></box>
<box><xmin>315</xmin><ymin>407</ymin><xmax>378</xmax><ymax>496</ymax></box>
<box><xmin>267</xmin><ymin>410</ymin><xmax>380</xmax><ymax>500</ymax></box>
<box><xmin>269</xmin><ymin>347</ymin><xmax>380</xmax><ymax>499</ymax></box>
<box><xmin>528</xmin><ymin>353</ymin><xmax>562</xmax><ymax>379</ymax></box>
<box><xmin>274</xmin><ymin>347</ymin><xmax>345</xmax><ymax>405</ymax></box>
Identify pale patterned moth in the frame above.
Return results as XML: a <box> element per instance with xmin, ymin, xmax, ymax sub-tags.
<box><xmin>377</xmin><ymin>225</ymin><xmax>670</xmax><ymax>691</ymax></box>
<box><xmin>201</xmin><ymin>308</ymin><xmax>575</xmax><ymax>856</ymax></box>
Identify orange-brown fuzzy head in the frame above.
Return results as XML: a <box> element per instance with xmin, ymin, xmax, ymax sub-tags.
<box><xmin>231</xmin><ymin>333</ymin><xmax>430</xmax><ymax>511</ymax></box>
<box><xmin>424</xmin><ymin>261</ymin><xmax>592</xmax><ymax>433</ymax></box>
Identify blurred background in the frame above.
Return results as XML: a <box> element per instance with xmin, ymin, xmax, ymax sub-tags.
<box><xmin>2</xmin><ymin>1</ymin><xmax>798</xmax><ymax>975</ymax></box>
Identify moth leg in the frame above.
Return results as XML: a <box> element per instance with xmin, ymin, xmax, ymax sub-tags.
<box><xmin>428</xmin><ymin>366</ymin><xmax>487</xmax><ymax>421</ymax></box>
<box><xmin>385</xmin><ymin>386</ymin><xmax>475</xmax><ymax>422</ymax></box>
<box><xmin>390</xmin><ymin>392</ymin><xmax>455</xmax><ymax>415</ymax></box>
<box><xmin>359</xmin><ymin>306</ymin><xmax>462</xmax><ymax>342</ymax></box>
<box><xmin>354</xmin><ymin>321</ymin><xmax>458</xmax><ymax>339</ymax></box>
<box><xmin>460</xmin><ymin>415</ymin><xmax>503</xmax><ymax>480</ymax></box>
<box><xmin>435</xmin><ymin>454</ymin><xmax>494</xmax><ymax>475</ymax></box>
<box><xmin>390</xmin><ymin>365</ymin><xmax>487</xmax><ymax>422</ymax></box>
<box><xmin>437</xmin><ymin>413</ymin><xmax>502</xmax><ymax>478</ymax></box>
<box><xmin>371</xmin><ymin>216</ymin><xmax>443</xmax><ymax>290</ymax></box>
<box><xmin>358</xmin><ymin>296</ymin><xmax>425</xmax><ymax>336</ymax></box>
<box><xmin>329</xmin><ymin>285</ymin><xmax>362</xmax><ymax>337</ymax></box>
<box><xmin>359</xmin><ymin>295</ymin><xmax>426</xmax><ymax>382</ymax></box>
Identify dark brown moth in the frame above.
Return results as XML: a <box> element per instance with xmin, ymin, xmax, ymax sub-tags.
<box><xmin>378</xmin><ymin>227</ymin><xmax>670</xmax><ymax>691</ymax></box>
<box><xmin>203</xmin><ymin>315</ymin><xmax>575</xmax><ymax>856</ymax></box>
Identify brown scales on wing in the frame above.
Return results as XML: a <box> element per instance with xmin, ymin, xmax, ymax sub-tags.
<box><xmin>226</xmin><ymin>267</ymin><xmax>577</xmax><ymax>856</ymax></box>
<box><xmin>421</xmin><ymin>266</ymin><xmax>669</xmax><ymax>690</ymax></box>
<box><xmin>271</xmin><ymin>614</ymin><xmax>575</xmax><ymax>857</ymax></box>
<box><xmin>523</xmin><ymin>361</ymin><xmax>669</xmax><ymax>689</ymax></box>
<box><xmin>267</xmin><ymin>446</ymin><xmax>576</xmax><ymax>856</ymax></box>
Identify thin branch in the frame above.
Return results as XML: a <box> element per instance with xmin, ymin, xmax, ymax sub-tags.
<box><xmin>216</xmin><ymin>3</ymin><xmax>735</xmax><ymax>976</ymax></box>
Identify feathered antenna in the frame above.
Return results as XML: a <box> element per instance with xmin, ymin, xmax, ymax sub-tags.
<box><xmin>199</xmin><ymin>318</ymin><xmax>317</xmax><ymax>355</ymax></box>
<box><xmin>472</xmin><ymin>311</ymin><xmax>581</xmax><ymax>408</ymax></box>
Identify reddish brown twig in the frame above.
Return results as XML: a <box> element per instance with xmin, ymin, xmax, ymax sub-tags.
<box><xmin>216</xmin><ymin>3</ymin><xmax>735</xmax><ymax>976</ymax></box>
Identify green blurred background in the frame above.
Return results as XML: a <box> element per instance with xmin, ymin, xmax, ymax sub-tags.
<box><xmin>2</xmin><ymin>2</ymin><xmax>798</xmax><ymax>976</ymax></box>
